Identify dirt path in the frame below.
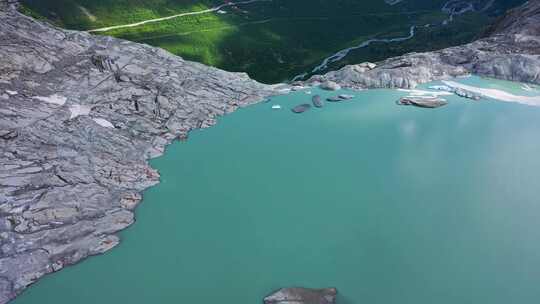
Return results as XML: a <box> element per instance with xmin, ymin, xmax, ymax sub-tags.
<box><xmin>87</xmin><ymin>0</ymin><xmax>271</xmax><ymax>33</ymax></box>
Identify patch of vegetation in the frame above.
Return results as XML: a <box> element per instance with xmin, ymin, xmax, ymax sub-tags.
<box><xmin>19</xmin><ymin>0</ymin><xmax>526</xmax><ymax>83</ymax></box>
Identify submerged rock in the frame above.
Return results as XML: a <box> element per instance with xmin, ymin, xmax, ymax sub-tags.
<box><xmin>292</xmin><ymin>103</ymin><xmax>312</xmax><ymax>113</ymax></box>
<box><xmin>326</xmin><ymin>96</ymin><xmax>342</xmax><ymax>102</ymax></box>
<box><xmin>312</xmin><ymin>95</ymin><xmax>324</xmax><ymax>108</ymax></box>
<box><xmin>338</xmin><ymin>94</ymin><xmax>354</xmax><ymax>100</ymax></box>
<box><xmin>264</xmin><ymin>287</ymin><xmax>338</xmax><ymax>304</ymax></box>
<box><xmin>398</xmin><ymin>96</ymin><xmax>448</xmax><ymax>108</ymax></box>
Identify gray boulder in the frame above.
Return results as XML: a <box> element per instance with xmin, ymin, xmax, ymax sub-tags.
<box><xmin>292</xmin><ymin>104</ymin><xmax>312</xmax><ymax>113</ymax></box>
<box><xmin>264</xmin><ymin>287</ymin><xmax>338</xmax><ymax>304</ymax></box>
<box><xmin>319</xmin><ymin>81</ymin><xmax>341</xmax><ymax>91</ymax></box>
<box><xmin>398</xmin><ymin>96</ymin><xmax>448</xmax><ymax>108</ymax></box>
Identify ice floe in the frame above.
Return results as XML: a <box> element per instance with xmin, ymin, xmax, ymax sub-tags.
<box><xmin>522</xmin><ymin>84</ymin><xmax>537</xmax><ymax>92</ymax></box>
<box><xmin>398</xmin><ymin>89</ymin><xmax>453</xmax><ymax>97</ymax></box>
<box><xmin>442</xmin><ymin>81</ymin><xmax>540</xmax><ymax>106</ymax></box>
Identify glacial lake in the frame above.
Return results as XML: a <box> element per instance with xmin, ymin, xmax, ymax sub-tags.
<box><xmin>15</xmin><ymin>77</ymin><xmax>540</xmax><ymax>303</ymax></box>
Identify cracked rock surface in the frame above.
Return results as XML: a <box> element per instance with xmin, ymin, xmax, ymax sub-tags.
<box><xmin>0</xmin><ymin>1</ymin><xmax>275</xmax><ymax>303</ymax></box>
<box><xmin>307</xmin><ymin>0</ymin><xmax>540</xmax><ymax>89</ymax></box>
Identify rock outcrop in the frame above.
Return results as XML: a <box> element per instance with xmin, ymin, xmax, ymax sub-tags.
<box><xmin>0</xmin><ymin>1</ymin><xmax>276</xmax><ymax>303</ymax></box>
<box><xmin>307</xmin><ymin>0</ymin><xmax>540</xmax><ymax>90</ymax></box>
<box><xmin>319</xmin><ymin>81</ymin><xmax>341</xmax><ymax>91</ymax></box>
<box><xmin>264</xmin><ymin>287</ymin><xmax>338</xmax><ymax>304</ymax></box>
<box><xmin>398</xmin><ymin>96</ymin><xmax>448</xmax><ymax>108</ymax></box>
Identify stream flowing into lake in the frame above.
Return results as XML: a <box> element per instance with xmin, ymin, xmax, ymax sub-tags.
<box><xmin>14</xmin><ymin>77</ymin><xmax>540</xmax><ymax>304</ymax></box>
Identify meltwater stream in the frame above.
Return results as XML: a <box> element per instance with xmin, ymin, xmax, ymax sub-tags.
<box><xmin>15</xmin><ymin>77</ymin><xmax>540</xmax><ymax>304</ymax></box>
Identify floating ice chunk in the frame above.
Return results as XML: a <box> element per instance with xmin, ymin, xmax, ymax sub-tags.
<box><xmin>93</xmin><ymin>118</ymin><xmax>114</xmax><ymax>128</ymax></box>
<box><xmin>33</xmin><ymin>94</ymin><xmax>67</xmax><ymax>105</ymax></box>
<box><xmin>5</xmin><ymin>90</ymin><xmax>18</xmax><ymax>95</ymax></box>
<box><xmin>442</xmin><ymin>80</ymin><xmax>540</xmax><ymax>106</ymax></box>
<box><xmin>272</xmin><ymin>105</ymin><xmax>282</xmax><ymax>110</ymax></box>
<box><xmin>428</xmin><ymin>85</ymin><xmax>453</xmax><ymax>92</ymax></box>
<box><xmin>522</xmin><ymin>84</ymin><xmax>536</xmax><ymax>92</ymax></box>
<box><xmin>69</xmin><ymin>104</ymin><xmax>91</xmax><ymax>119</ymax></box>
<box><xmin>398</xmin><ymin>89</ymin><xmax>452</xmax><ymax>96</ymax></box>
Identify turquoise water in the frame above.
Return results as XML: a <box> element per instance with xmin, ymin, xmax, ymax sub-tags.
<box><xmin>15</xmin><ymin>77</ymin><xmax>540</xmax><ymax>304</ymax></box>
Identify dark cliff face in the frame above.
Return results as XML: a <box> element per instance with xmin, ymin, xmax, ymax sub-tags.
<box><xmin>485</xmin><ymin>0</ymin><xmax>540</xmax><ymax>36</ymax></box>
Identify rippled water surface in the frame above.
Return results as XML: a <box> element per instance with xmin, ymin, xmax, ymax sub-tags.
<box><xmin>15</xmin><ymin>77</ymin><xmax>540</xmax><ymax>304</ymax></box>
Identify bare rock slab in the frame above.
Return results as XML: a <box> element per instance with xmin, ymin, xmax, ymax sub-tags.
<box><xmin>264</xmin><ymin>287</ymin><xmax>338</xmax><ymax>304</ymax></box>
<box><xmin>398</xmin><ymin>96</ymin><xmax>448</xmax><ymax>108</ymax></box>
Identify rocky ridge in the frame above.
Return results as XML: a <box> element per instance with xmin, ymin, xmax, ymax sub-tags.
<box><xmin>0</xmin><ymin>1</ymin><xmax>276</xmax><ymax>303</ymax></box>
<box><xmin>307</xmin><ymin>0</ymin><xmax>540</xmax><ymax>90</ymax></box>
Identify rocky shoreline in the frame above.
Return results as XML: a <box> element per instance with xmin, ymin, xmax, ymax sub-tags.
<box><xmin>0</xmin><ymin>1</ymin><xmax>276</xmax><ymax>303</ymax></box>
<box><xmin>1</xmin><ymin>0</ymin><xmax>539</xmax><ymax>303</ymax></box>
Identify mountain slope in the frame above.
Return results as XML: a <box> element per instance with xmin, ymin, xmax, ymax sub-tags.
<box><xmin>311</xmin><ymin>0</ymin><xmax>540</xmax><ymax>89</ymax></box>
<box><xmin>19</xmin><ymin>0</ymin><xmax>527</xmax><ymax>83</ymax></box>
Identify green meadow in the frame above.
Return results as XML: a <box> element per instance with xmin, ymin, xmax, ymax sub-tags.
<box><xmin>20</xmin><ymin>0</ymin><xmax>525</xmax><ymax>83</ymax></box>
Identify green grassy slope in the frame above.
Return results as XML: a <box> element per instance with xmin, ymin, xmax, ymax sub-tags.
<box><xmin>20</xmin><ymin>0</ymin><xmax>526</xmax><ymax>83</ymax></box>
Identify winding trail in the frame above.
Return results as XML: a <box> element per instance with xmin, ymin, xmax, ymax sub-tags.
<box><xmin>87</xmin><ymin>0</ymin><xmax>271</xmax><ymax>33</ymax></box>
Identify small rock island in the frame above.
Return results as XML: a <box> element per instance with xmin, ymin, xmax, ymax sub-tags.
<box><xmin>264</xmin><ymin>287</ymin><xmax>338</xmax><ymax>304</ymax></box>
